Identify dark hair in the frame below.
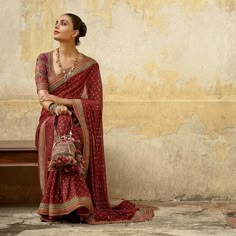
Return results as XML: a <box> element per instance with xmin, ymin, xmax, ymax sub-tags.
<box><xmin>64</xmin><ymin>13</ymin><xmax>87</xmax><ymax>45</ymax></box>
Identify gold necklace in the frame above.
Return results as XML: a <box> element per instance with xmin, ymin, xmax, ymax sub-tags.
<box><xmin>56</xmin><ymin>48</ymin><xmax>78</xmax><ymax>81</ymax></box>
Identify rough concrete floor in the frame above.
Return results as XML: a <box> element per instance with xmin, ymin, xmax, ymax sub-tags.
<box><xmin>0</xmin><ymin>201</ymin><xmax>236</xmax><ymax>236</ymax></box>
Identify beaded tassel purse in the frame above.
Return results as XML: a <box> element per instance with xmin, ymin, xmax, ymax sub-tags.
<box><xmin>48</xmin><ymin>115</ymin><xmax>83</xmax><ymax>173</ymax></box>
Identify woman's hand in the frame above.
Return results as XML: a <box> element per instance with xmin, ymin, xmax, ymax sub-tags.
<box><xmin>53</xmin><ymin>105</ymin><xmax>72</xmax><ymax>116</ymax></box>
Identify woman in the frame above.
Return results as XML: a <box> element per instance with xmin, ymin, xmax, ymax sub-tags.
<box><xmin>35</xmin><ymin>13</ymin><xmax>154</xmax><ymax>224</ymax></box>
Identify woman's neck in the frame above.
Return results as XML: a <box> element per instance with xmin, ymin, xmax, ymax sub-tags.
<box><xmin>58</xmin><ymin>43</ymin><xmax>78</xmax><ymax>58</ymax></box>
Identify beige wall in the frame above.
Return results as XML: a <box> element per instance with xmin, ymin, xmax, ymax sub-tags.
<box><xmin>0</xmin><ymin>0</ymin><xmax>236</xmax><ymax>201</ymax></box>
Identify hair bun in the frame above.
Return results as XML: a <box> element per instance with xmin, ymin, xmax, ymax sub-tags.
<box><xmin>80</xmin><ymin>22</ymin><xmax>87</xmax><ymax>37</ymax></box>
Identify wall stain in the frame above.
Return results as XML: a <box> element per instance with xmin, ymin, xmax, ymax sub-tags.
<box><xmin>87</xmin><ymin>0</ymin><xmax>117</xmax><ymax>27</ymax></box>
<box><xmin>215</xmin><ymin>142</ymin><xmax>229</xmax><ymax>160</ymax></box>
<box><xmin>104</xmin><ymin>63</ymin><xmax>236</xmax><ymax>101</ymax></box>
<box><xmin>178</xmin><ymin>0</ymin><xmax>208</xmax><ymax>18</ymax></box>
<box><xmin>20</xmin><ymin>0</ymin><xmax>64</xmax><ymax>61</ymax></box>
<box><xmin>102</xmin><ymin>61</ymin><xmax>236</xmax><ymax>139</ymax></box>
<box><xmin>209</xmin><ymin>131</ymin><xmax>236</xmax><ymax>160</ymax></box>
<box><xmin>217</xmin><ymin>0</ymin><xmax>236</xmax><ymax>11</ymax></box>
<box><xmin>103</xmin><ymin>101</ymin><xmax>236</xmax><ymax>139</ymax></box>
<box><xmin>86</xmin><ymin>0</ymin><xmax>210</xmax><ymax>29</ymax></box>
<box><xmin>126</xmin><ymin>0</ymin><xmax>208</xmax><ymax>18</ymax></box>
<box><xmin>4</xmin><ymin>0</ymin><xmax>236</xmax><ymax>145</ymax></box>
<box><xmin>86</xmin><ymin>0</ymin><xmax>235</xmax><ymax>35</ymax></box>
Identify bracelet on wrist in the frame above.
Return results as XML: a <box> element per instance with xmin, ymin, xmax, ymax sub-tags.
<box><xmin>48</xmin><ymin>103</ymin><xmax>57</xmax><ymax>114</ymax></box>
<box><xmin>48</xmin><ymin>102</ymin><xmax>54</xmax><ymax>110</ymax></box>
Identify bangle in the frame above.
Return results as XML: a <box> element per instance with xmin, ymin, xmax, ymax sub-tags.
<box><xmin>48</xmin><ymin>102</ymin><xmax>54</xmax><ymax>111</ymax></box>
<box><xmin>48</xmin><ymin>103</ymin><xmax>57</xmax><ymax>114</ymax></box>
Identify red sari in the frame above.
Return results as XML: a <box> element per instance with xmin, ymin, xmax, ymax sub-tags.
<box><xmin>35</xmin><ymin>51</ymin><xmax>154</xmax><ymax>224</ymax></box>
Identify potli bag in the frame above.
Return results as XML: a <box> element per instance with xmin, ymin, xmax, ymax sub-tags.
<box><xmin>48</xmin><ymin>115</ymin><xmax>83</xmax><ymax>173</ymax></box>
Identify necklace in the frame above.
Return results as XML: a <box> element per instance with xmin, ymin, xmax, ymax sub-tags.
<box><xmin>56</xmin><ymin>48</ymin><xmax>78</xmax><ymax>81</ymax></box>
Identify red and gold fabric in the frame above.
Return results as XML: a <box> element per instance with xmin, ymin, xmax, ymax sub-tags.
<box><xmin>35</xmin><ymin>51</ymin><xmax>154</xmax><ymax>224</ymax></box>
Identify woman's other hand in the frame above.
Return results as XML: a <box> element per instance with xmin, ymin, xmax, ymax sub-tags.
<box><xmin>53</xmin><ymin>105</ymin><xmax>71</xmax><ymax>116</ymax></box>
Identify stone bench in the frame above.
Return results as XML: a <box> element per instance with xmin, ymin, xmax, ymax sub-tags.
<box><xmin>0</xmin><ymin>141</ymin><xmax>41</xmax><ymax>203</ymax></box>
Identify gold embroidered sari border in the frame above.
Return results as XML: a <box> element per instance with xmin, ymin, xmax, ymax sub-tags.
<box><xmin>36</xmin><ymin>83</ymin><xmax>48</xmax><ymax>92</ymax></box>
<box><xmin>72</xmin><ymin>99</ymin><xmax>90</xmax><ymax>177</ymax></box>
<box><xmin>86</xmin><ymin>207</ymin><xmax>154</xmax><ymax>225</ymax></box>
<box><xmin>38</xmin><ymin>117</ymin><xmax>50</xmax><ymax>194</ymax></box>
<box><xmin>48</xmin><ymin>53</ymin><xmax>97</xmax><ymax>92</ymax></box>
<box><xmin>38</xmin><ymin>196</ymin><xmax>93</xmax><ymax>216</ymax></box>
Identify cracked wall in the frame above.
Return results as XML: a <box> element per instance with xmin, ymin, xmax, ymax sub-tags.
<box><xmin>0</xmin><ymin>0</ymin><xmax>236</xmax><ymax>201</ymax></box>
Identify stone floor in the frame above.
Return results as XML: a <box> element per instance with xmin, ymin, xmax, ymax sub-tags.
<box><xmin>1</xmin><ymin>201</ymin><xmax>236</xmax><ymax>236</ymax></box>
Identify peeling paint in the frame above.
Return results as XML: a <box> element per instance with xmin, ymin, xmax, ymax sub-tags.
<box><xmin>103</xmin><ymin>68</ymin><xmax>236</xmax><ymax>101</ymax></box>
<box><xmin>20</xmin><ymin>0</ymin><xmax>64</xmax><ymax>61</ymax></box>
<box><xmin>86</xmin><ymin>0</ymin><xmax>213</xmax><ymax>29</ymax></box>
<box><xmin>103</xmin><ymin>101</ymin><xmax>236</xmax><ymax>139</ymax></box>
<box><xmin>105</xmin><ymin>124</ymin><xmax>236</xmax><ymax>200</ymax></box>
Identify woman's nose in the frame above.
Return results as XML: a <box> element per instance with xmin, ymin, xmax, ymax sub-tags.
<box><xmin>55</xmin><ymin>23</ymin><xmax>59</xmax><ymax>29</ymax></box>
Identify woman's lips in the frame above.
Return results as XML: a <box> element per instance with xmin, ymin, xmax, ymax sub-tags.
<box><xmin>54</xmin><ymin>31</ymin><xmax>59</xmax><ymax>34</ymax></box>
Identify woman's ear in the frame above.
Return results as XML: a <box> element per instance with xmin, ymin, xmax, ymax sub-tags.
<box><xmin>72</xmin><ymin>30</ymin><xmax>79</xmax><ymax>38</ymax></box>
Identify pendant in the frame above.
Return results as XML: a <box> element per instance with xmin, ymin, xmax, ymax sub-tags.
<box><xmin>63</xmin><ymin>74</ymin><xmax>68</xmax><ymax>81</ymax></box>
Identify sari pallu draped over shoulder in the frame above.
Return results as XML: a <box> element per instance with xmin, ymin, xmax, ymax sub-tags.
<box><xmin>35</xmin><ymin>52</ymin><xmax>154</xmax><ymax>224</ymax></box>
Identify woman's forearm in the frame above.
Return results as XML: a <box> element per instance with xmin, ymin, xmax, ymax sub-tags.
<box><xmin>53</xmin><ymin>96</ymin><xmax>73</xmax><ymax>107</ymax></box>
<box><xmin>38</xmin><ymin>90</ymin><xmax>73</xmax><ymax>107</ymax></box>
<box><xmin>40</xmin><ymin>100</ymin><xmax>53</xmax><ymax>111</ymax></box>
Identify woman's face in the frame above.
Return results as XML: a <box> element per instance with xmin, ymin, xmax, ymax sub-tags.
<box><xmin>53</xmin><ymin>15</ymin><xmax>78</xmax><ymax>44</ymax></box>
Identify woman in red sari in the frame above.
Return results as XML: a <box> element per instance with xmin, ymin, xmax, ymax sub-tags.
<box><xmin>35</xmin><ymin>13</ymin><xmax>154</xmax><ymax>224</ymax></box>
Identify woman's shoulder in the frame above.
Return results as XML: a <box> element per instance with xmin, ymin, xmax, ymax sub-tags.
<box><xmin>81</xmin><ymin>53</ymin><xmax>99</xmax><ymax>66</ymax></box>
<box><xmin>36</xmin><ymin>50</ymin><xmax>53</xmax><ymax>62</ymax></box>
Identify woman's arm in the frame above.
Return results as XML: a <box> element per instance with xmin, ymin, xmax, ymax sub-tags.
<box><xmin>38</xmin><ymin>90</ymin><xmax>73</xmax><ymax>107</ymax></box>
<box><xmin>37</xmin><ymin>90</ymin><xmax>53</xmax><ymax>110</ymax></box>
<box><xmin>38</xmin><ymin>90</ymin><xmax>71</xmax><ymax>115</ymax></box>
<box><xmin>35</xmin><ymin>54</ymin><xmax>71</xmax><ymax>115</ymax></box>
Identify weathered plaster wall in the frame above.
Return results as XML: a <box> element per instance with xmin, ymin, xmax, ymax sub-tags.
<box><xmin>0</xmin><ymin>0</ymin><xmax>236</xmax><ymax>201</ymax></box>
